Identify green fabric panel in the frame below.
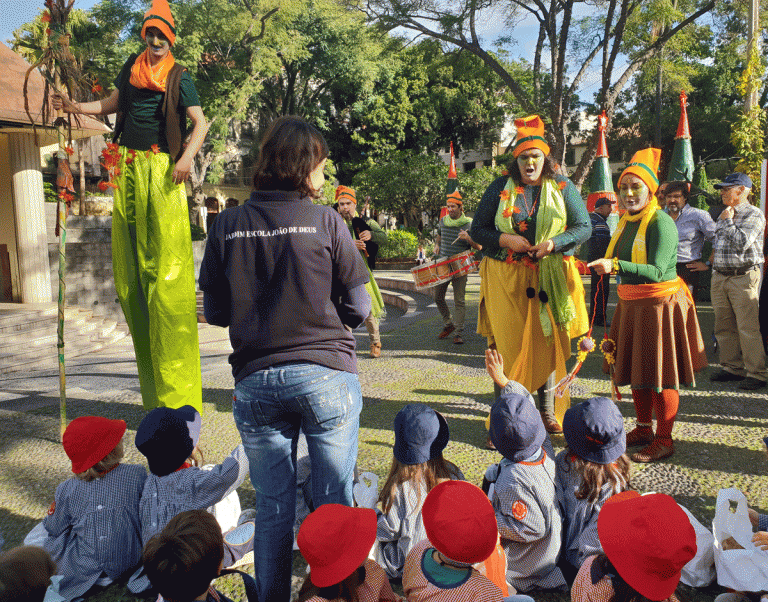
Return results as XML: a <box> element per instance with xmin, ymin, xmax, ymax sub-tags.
<box><xmin>668</xmin><ymin>138</ymin><xmax>695</xmax><ymax>182</ymax></box>
<box><xmin>613</xmin><ymin>210</ymin><xmax>679</xmax><ymax>284</ymax></box>
<box><xmin>590</xmin><ymin>157</ymin><xmax>614</xmax><ymax>193</ymax></box>
<box><xmin>114</xmin><ymin>60</ymin><xmax>200</xmax><ymax>152</ymax></box>
<box><xmin>112</xmin><ymin>146</ymin><xmax>202</xmax><ymax>412</ymax></box>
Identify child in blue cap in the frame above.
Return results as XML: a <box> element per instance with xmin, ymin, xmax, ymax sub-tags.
<box><xmin>372</xmin><ymin>403</ymin><xmax>463</xmax><ymax>579</ymax></box>
<box><xmin>483</xmin><ymin>349</ymin><xmax>565</xmax><ymax>593</ymax></box>
<box><xmin>554</xmin><ymin>396</ymin><xmax>631</xmax><ymax>583</ymax></box>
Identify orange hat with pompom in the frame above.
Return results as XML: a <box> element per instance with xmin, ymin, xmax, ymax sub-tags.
<box><xmin>620</xmin><ymin>148</ymin><xmax>662</xmax><ymax>195</ymax></box>
<box><xmin>141</xmin><ymin>0</ymin><xmax>176</xmax><ymax>46</ymax></box>
<box><xmin>335</xmin><ymin>185</ymin><xmax>357</xmax><ymax>204</ymax></box>
<box><xmin>513</xmin><ymin>115</ymin><xmax>551</xmax><ymax>158</ymax></box>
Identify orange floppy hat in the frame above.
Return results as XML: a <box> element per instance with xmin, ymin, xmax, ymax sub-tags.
<box><xmin>141</xmin><ymin>0</ymin><xmax>176</xmax><ymax>46</ymax></box>
<box><xmin>598</xmin><ymin>491</ymin><xmax>696</xmax><ymax>601</ymax></box>
<box><xmin>298</xmin><ymin>504</ymin><xmax>376</xmax><ymax>587</ymax></box>
<box><xmin>513</xmin><ymin>115</ymin><xmax>551</xmax><ymax>158</ymax></box>
<box><xmin>335</xmin><ymin>185</ymin><xmax>357</xmax><ymax>204</ymax></box>
<box><xmin>619</xmin><ymin>147</ymin><xmax>661</xmax><ymax>195</ymax></box>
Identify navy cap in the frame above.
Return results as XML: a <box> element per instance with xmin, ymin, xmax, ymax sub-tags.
<box><xmin>393</xmin><ymin>404</ymin><xmax>449</xmax><ymax>465</ymax></box>
<box><xmin>563</xmin><ymin>397</ymin><xmax>625</xmax><ymax>464</ymax></box>
<box><xmin>763</xmin><ymin>435</ymin><xmax>768</xmax><ymax>449</ymax></box>
<box><xmin>136</xmin><ymin>407</ymin><xmax>194</xmax><ymax>476</ymax></box>
<box><xmin>594</xmin><ymin>197</ymin><xmax>612</xmax><ymax>209</ymax></box>
<box><xmin>714</xmin><ymin>173</ymin><xmax>752</xmax><ymax>189</ymax></box>
<box><xmin>489</xmin><ymin>384</ymin><xmax>545</xmax><ymax>463</ymax></box>
<box><xmin>175</xmin><ymin>405</ymin><xmax>202</xmax><ymax>448</ymax></box>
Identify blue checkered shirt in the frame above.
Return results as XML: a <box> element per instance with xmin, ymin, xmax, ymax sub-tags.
<box><xmin>43</xmin><ymin>464</ymin><xmax>147</xmax><ymax>601</ymax></box>
<box><xmin>713</xmin><ymin>201</ymin><xmax>765</xmax><ymax>271</ymax></box>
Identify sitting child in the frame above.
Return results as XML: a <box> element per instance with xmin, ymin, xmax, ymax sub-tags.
<box><xmin>43</xmin><ymin>416</ymin><xmax>147</xmax><ymax>601</ymax></box>
<box><xmin>571</xmin><ymin>491</ymin><xmax>696</xmax><ymax>602</ymax></box>
<box><xmin>483</xmin><ymin>349</ymin><xmax>565</xmax><ymax>593</ymax></box>
<box><xmin>0</xmin><ymin>545</ymin><xmax>57</xmax><ymax>602</ymax></box>
<box><xmin>143</xmin><ymin>509</ymin><xmax>257</xmax><ymax>602</ymax></box>
<box><xmin>375</xmin><ymin>403</ymin><xmax>463</xmax><ymax>579</ymax></box>
<box><xmin>555</xmin><ymin>396</ymin><xmax>631</xmax><ymax>582</ymax></box>
<box><xmin>402</xmin><ymin>480</ymin><xmax>535</xmax><ymax>601</ymax></box>
<box><xmin>297</xmin><ymin>504</ymin><xmax>401</xmax><ymax>602</ymax></box>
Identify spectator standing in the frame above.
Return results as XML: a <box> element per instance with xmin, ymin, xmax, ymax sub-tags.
<box><xmin>709</xmin><ymin>172</ymin><xmax>767</xmax><ymax>390</ymax></box>
<box><xmin>336</xmin><ymin>186</ymin><xmax>388</xmax><ymax>358</ymax></box>
<box><xmin>664</xmin><ymin>181</ymin><xmax>716</xmax><ymax>301</ymax></box>
<box><xmin>588</xmin><ymin>197</ymin><xmax>613</xmax><ymax>326</ymax></box>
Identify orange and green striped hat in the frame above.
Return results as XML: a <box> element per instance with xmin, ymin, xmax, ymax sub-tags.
<box><xmin>335</xmin><ymin>185</ymin><xmax>356</xmax><ymax>204</ymax></box>
<box><xmin>445</xmin><ymin>142</ymin><xmax>462</xmax><ymax>206</ymax></box>
<box><xmin>141</xmin><ymin>0</ymin><xmax>176</xmax><ymax>45</ymax></box>
<box><xmin>513</xmin><ymin>115</ymin><xmax>550</xmax><ymax>158</ymax></box>
<box><xmin>620</xmin><ymin>147</ymin><xmax>661</xmax><ymax>195</ymax></box>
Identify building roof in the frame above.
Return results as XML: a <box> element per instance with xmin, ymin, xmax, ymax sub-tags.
<box><xmin>0</xmin><ymin>42</ymin><xmax>110</xmax><ymax>143</ymax></box>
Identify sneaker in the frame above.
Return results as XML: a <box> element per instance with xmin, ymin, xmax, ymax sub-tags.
<box><xmin>540</xmin><ymin>411</ymin><xmax>563</xmax><ymax>434</ymax></box>
<box><xmin>630</xmin><ymin>440</ymin><xmax>674</xmax><ymax>463</ymax></box>
<box><xmin>738</xmin><ymin>377</ymin><xmax>766</xmax><ymax>390</ymax></box>
<box><xmin>453</xmin><ymin>334</ymin><xmax>464</xmax><ymax>344</ymax></box>
<box><xmin>625</xmin><ymin>426</ymin><xmax>654</xmax><ymax>447</ymax></box>
<box><xmin>370</xmin><ymin>343</ymin><xmax>381</xmax><ymax>358</ymax></box>
<box><xmin>710</xmin><ymin>369</ymin><xmax>745</xmax><ymax>382</ymax></box>
<box><xmin>438</xmin><ymin>324</ymin><xmax>456</xmax><ymax>339</ymax></box>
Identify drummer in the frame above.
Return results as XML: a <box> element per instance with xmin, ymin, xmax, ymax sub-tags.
<box><xmin>434</xmin><ymin>192</ymin><xmax>481</xmax><ymax>345</ymax></box>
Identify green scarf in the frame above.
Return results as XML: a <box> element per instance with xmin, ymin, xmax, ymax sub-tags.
<box><xmin>443</xmin><ymin>213</ymin><xmax>471</xmax><ymax>228</ymax></box>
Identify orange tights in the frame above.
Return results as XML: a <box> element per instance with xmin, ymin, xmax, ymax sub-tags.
<box><xmin>630</xmin><ymin>388</ymin><xmax>679</xmax><ymax>444</ymax></box>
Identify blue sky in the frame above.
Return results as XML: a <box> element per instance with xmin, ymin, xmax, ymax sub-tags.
<box><xmin>0</xmin><ymin>0</ymin><xmax>100</xmax><ymax>45</ymax></box>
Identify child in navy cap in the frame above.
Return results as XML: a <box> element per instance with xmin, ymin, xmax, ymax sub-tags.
<box><xmin>555</xmin><ymin>396</ymin><xmax>631</xmax><ymax>583</ymax></box>
<box><xmin>483</xmin><ymin>349</ymin><xmax>565</xmax><ymax>593</ymax></box>
<box><xmin>373</xmin><ymin>403</ymin><xmax>463</xmax><ymax>579</ymax></box>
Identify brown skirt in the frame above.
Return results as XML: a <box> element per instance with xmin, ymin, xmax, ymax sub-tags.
<box><xmin>603</xmin><ymin>286</ymin><xmax>707</xmax><ymax>390</ymax></box>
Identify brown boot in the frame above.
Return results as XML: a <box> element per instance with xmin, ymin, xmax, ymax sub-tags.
<box><xmin>630</xmin><ymin>439</ymin><xmax>674</xmax><ymax>463</ymax></box>
<box><xmin>540</xmin><ymin>411</ymin><xmax>563</xmax><ymax>434</ymax></box>
<box><xmin>370</xmin><ymin>342</ymin><xmax>381</xmax><ymax>358</ymax></box>
<box><xmin>625</xmin><ymin>426</ymin><xmax>654</xmax><ymax>447</ymax></box>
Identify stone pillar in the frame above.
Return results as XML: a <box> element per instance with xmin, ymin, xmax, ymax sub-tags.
<box><xmin>9</xmin><ymin>132</ymin><xmax>52</xmax><ymax>303</ymax></box>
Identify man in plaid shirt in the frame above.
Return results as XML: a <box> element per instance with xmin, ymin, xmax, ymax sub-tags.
<box><xmin>710</xmin><ymin>173</ymin><xmax>767</xmax><ymax>390</ymax></box>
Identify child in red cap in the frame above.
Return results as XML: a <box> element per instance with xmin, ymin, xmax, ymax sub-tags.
<box><xmin>402</xmin><ymin>480</ymin><xmax>535</xmax><ymax>602</ymax></box>
<box><xmin>571</xmin><ymin>491</ymin><xmax>697</xmax><ymax>602</ymax></box>
<box><xmin>42</xmin><ymin>416</ymin><xmax>147</xmax><ymax>601</ymax></box>
<box><xmin>297</xmin><ymin>504</ymin><xmax>400</xmax><ymax>602</ymax></box>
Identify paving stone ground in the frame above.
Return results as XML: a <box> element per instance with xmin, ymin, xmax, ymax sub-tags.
<box><xmin>0</xmin><ymin>271</ymin><xmax>766</xmax><ymax>601</ymax></box>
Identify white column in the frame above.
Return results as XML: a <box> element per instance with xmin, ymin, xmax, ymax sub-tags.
<box><xmin>9</xmin><ymin>132</ymin><xmax>52</xmax><ymax>303</ymax></box>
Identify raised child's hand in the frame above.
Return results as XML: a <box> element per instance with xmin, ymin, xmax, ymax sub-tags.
<box><xmin>752</xmin><ymin>531</ymin><xmax>768</xmax><ymax>551</ymax></box>
<box><xmin>485</xmin><ymin>348</ymin><xmax>509</xmax><ymax>389</ymax></box>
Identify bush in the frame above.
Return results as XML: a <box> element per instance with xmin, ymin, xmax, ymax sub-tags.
<box><xmin>190</xmin><ymin>224</ymin><xmax>207</xmax><ymax>241</ymax></box>
<box><xmin>380</xmin><ymin>229</ymin><xmax>419</xmax><ymax>261</ymax></box>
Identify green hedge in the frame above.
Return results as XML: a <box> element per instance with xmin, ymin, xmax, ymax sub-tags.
<box><xmin>380</xmin><ymin>229</ymin><xmax>419</xmax><ymax>260</ymax></box>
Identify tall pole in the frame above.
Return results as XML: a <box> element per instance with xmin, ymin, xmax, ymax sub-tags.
<box><xmin>746</xmin><ymin>0</ymin><xmax>760</xmax><ymax>111</ymax></box>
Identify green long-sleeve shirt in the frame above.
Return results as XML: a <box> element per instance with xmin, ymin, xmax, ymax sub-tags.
<box><xmin>610</xmin><ymin>209</ymin><xmax>679</xmax><ymax>284</ymax></box>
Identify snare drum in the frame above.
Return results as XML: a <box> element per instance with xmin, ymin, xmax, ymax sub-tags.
<box><xmin>410</xmin><ymin>250</ymin><xmax>478</xmax><ymax>289</ymax></box>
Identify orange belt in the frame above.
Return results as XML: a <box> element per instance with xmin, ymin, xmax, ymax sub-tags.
<box><xmin>617</xmin><ymin>276</ymin><xmax>692</xmax><ymax>303</ymax></box>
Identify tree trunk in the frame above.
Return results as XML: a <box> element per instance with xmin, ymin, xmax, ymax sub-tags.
<box><xmin>78</xmin><ymin>139</ymin><xmax>86</xmax><ymax>215</ymax></box>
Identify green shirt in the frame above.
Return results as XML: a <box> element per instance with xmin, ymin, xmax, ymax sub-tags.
<box><xmin>612</xmin><ymin>209</ymin><xmax>679</xmax><ymax>284</ymax></box>
<box><xmin>114</xmin><ymin>57</ymin><xmax>201</xmax><ymax>153</ymax></box>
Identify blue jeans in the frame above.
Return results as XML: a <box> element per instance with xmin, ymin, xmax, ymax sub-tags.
<box><xmin>232</xmin><ymin>363</ymin><xmax>362</xmax><ymax>602</ymax></box>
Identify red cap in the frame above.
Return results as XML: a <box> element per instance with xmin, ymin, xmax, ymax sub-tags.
<box><xmin>63</xmin><ymin>416</ymin><xmax>126</xmax><ymax>473</ymax></box>
<box><xmin>598</xmin><ymin>492</ymin><xmax>697</xmax><ymax>601</ymax></box>
<box><xmin>422</xmin><ymin>481</ymin><xmax>497</xmax><ymax>564</ymax></box>
<box><xmin>298</xmin><ymin>504</ymin><xmax>376</xmax><ymax>587</ymax></box>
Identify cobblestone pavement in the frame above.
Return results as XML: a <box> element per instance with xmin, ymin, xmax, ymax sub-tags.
<box><xmin>0</xmin><ymin>272</ymin><xmax>766</xmax><ymax>601</ymax></box>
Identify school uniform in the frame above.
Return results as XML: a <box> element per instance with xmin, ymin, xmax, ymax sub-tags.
<box><xmin>304</xmin><ymin>559</ymin><xmax>401</xmax><ymax>602</ymax></box>
<box><xmin>402</xmin><ymin>539</ymin><xmax>504</xmax><ymax>602</ymax></box>
<box><xmin>491</xmin><ymin>450</ymin><xmax>565</xmax><ymax>592</ymax></box>
<box><xmin>43</xmin><ymin>464</ymin><xmax>147</xmax><ymax>601</ymax></box>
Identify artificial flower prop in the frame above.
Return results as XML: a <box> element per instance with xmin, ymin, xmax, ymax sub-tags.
<box><xmin>516</xmin><ymin>220</ymin><xmax>528</xmax><ymax>233</ymax></box>
<box><xmin>553</xmin><ymin>335</ymin><xmax>595</xmax><ymax>397</ymax></box>
<box><xmin>500</xmin><ymin>189</ymin><xmax>510</xmax><ymax>201</ymax></box>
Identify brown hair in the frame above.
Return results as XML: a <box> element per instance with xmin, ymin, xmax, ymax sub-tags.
<box><xmin>378</xmin><ymin>455</ymin><xmax>462</xmax><ymax>514</ymax></box>
<box><xmin>251</xmin><ymin>116</ymin><xmax>329</xmax><ymax>199</ymax></box>
<box><xmin>0</xmin><ymin>546</ymin><xmax>56</xmax><ymax>602</ymax></box>
<box><xmin>505</xmin><ymin>152</ymin><xmax>560</xmax><ymax>186</ymax></box>
<box><xmin>297</xmin><ymin>565</ymin><xmax>365</xmax><ymax>602</ymax></box>
<box><xmin>142</xmin><ymin>510</ymin><xmax>224</xmax><ymax>601</ymax></box>
<box><xmin>75</xmin><ymin>440</ymin><xmax>124</xmax><ymax>482</ymax></box>
<box><xmin>663</xmin><ymin>181</ymin><xmax>690</xmax><ymax>200</ymax></box>
<box><xmin>564</xmin><ymin>453</ymin><xmax>632</xmax><ymax>504</ymax></box>
<box><xmin>592</xmin><ymin>554</ymin><xmax>685</xmax><ymax>602</ymax></box>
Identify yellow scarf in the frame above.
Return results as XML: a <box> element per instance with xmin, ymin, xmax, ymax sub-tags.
<box><xmin>604</xmin><ymin>197</ymin><xmax>659</xmax><ymax>264</ymax></box>
<box><xmin>129</xmin><ymin>49</ymin><xmax>175</xmax><ymax>92</ymax></box>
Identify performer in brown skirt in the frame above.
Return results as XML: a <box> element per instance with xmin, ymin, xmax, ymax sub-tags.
<box><xmin>588</xmin><ymin>148</ymin><xmax>707</xmax><ymax>463</ymax></box>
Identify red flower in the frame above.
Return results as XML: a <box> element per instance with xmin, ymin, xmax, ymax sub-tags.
<box><xmin>46</xmin><ymin>28</ymin><xmax>52</xmax><ymax>36</ymax></box>
<box><xmin>558</xmin><ymin>181</ymin><xmax>567</xmax><ymax>190</ymax></box>
<box><xmin>517</xmin><ymin>221</ymin><xmax>528</xmax><ymax>233</ymax></box>
<box><xmin>98</xmin><ymin>181</ymin><xmax>109</xmax><ymax>192</ymax></box>
<box><xmin>505</xmin><ymin>250</ymin><xmax>515</xmax><ymax>264</ymax></box>
<box><xmin>64</xmin><ymin>146</ymin><xmax>74</xmax><ymax>156</ymax></box>
<box><xmin>503</xmin><ymin>207</ymin><xmax>514</xmax><ymax>218</ymax></box>
<box><xmin>499</xmin><ymin>189</ymin><xmax>510</xmax><ymax>201</ymax></box>
<box><xmin>501</xmin><ymin>169</ymin><xmax>509</xmax><ymax>176</ymax></box>
<box><xmin>91</xmin><ymin>84</ymin><xmax>103</xmax><ymax>93</ymax></box>
<box><xmin>150</xmin><ymin>144</ymin><xmax>160</xmax><ymax>155</ymax></box>
<box><xmin>514</xmin><ymin>186</ymin><xmax>525</xmax><ymax>196</ymax></box>
<box><xmin>41</xmin><ymin>12</ymin><xmax>51</xmax><ymax>23</ymax></box>
<box><xmin>126</xmin><ymin>150</ymin><xmax>136</xmax><ymax>165</ymax></box>
<box><xmin>58</xmin><ymin>190</ymin><xmax>74</xmax><ymax>203</ymax></box>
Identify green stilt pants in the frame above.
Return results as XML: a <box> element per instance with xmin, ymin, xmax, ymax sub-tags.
<box><xmin>112</xmin><ymin>147</ymin><xmax>202</xmax><ymax>412</ymax></box>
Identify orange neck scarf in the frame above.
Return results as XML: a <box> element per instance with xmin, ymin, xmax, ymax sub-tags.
<box><xmin>129</xmin><ymin>49</ymin><xmax>175</xmax><ymax>92</ymax></box>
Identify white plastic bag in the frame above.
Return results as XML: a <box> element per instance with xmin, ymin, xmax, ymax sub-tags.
<box><xmin>203</xmin><ymin>463</ymin><xmax>242</xmax><ymax>534</ymax></box>
<box><xmin>712</xmin><ymin>488</ymin><xmax>768</xmax><ymax>592</ymax></box>
<box><xmin>678</xmin><ymin>504</ymin><xmax>715</xmax><ymax>587</ymax></box>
